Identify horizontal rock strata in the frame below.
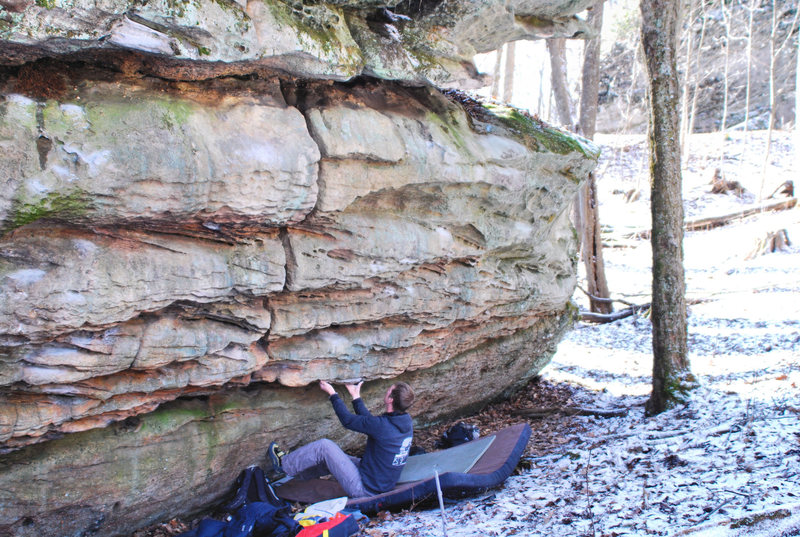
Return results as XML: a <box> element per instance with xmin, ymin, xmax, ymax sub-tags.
<box><xmin>0</xmin><ymin>311</ymin><xmax>569</xmax><ymax>537</ymax></box>
<box><xmin>0</xmin><ymin>0</ymin><xmax>594</xmax><ymax>86</ymax></box>
<box><xmin>0</xmin><ymin>44</ymin><xmax>597</xmax><ymax>536</ymax></box>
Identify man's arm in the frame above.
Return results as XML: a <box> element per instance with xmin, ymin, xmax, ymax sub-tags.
<box><xmin>346</xmin><ymin>381</ymin><xmax>372</xmax><ymax>416</ymax></box>
<box><xmin>329</xmin><ymin>393</ymin><xmax>381</xmax><ymax>435</ymax></box>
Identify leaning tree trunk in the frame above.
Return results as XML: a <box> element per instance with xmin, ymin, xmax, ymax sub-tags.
<box><xmin>577</xmin><ymin>1</ymin><xmax>612</xmax><ymax>315</ymax></box>
<box><xmin>640</xmin><ymin>0</ymin><xmax>693</xmax><ymax>416</ymax></box>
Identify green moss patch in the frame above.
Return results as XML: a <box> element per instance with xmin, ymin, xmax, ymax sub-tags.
<box><xmin>483</xmin><ymin>103</ymin><xmax>600</xmax><ymax>159</ymax></box>
<box><xmin>139</xmin><ymin>404</ymin><xmax>211</xmax><ymax>436</ymax></box>
<box><xmin>6</xmin><ymin>189</ymin><xmax>92</xmax><ymax>232</ymax></box>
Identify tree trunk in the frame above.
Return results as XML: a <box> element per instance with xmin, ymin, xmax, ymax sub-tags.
<box><xmin>720</xmin><ymin>0</ymin><xmax>731</xmax><ymax>134</ymax></box>
<box><xmin>491</xmin><ymin>48</ymin><xmax>502</xmax><ymax>100</ymax></box>
<box><xmin>760</xmin><ymin>2</ymin><xmax>799</xmax><ymax>199</ymax></box>
<box><xmin>547</xmin><ymin>38</ymin><xmax>573</xmax><ymax>128</ymax></box>
<box><xmin>537</xmin><ymin>61</ymin><xmax>546</xmax><ymax>116</ymax></box>
<box><xmin>577</xmin><ymin>1</ymin><xmax>612</xmax><ymax>315</ymax></box>
<box><xmin>760</xmin><ymin>0</ymin><xmax>778</xmax><ymax>200</ymax></box>
<box><xmin>640</xmin><ymin>0</ymin><xmax>692</xmax><ymax>416</ymax></box>
<box><xmin>685</xmin><ymin>0</ymin><xmax>708</xmax><ymax>152</ymax></box>
<box><xmin>503</xmin><ymin>41</ymin><xmax>516</xmax><ymax>103</ymax></box>
<box><xmin>744</xmin><ymin>0</ymin><xmax>754</xmax><ymax>140</ymax></box>
<box><xmin>578</xmin><ymin>3</ymin><xmax>603</xmax><ymax>140</ymax></box>
<box><xmin>679</xmin><ymin>0</ymin><xmax>696</xmax><ymax>153</ymax></box>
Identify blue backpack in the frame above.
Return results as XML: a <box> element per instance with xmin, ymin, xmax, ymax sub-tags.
<box><xmin>178</xmin><ymin>466</ymin><xmax>299</xmax><ymax>537</ymax></box>
<box><xmin>178</xmin><ymin>502</ymin><xmax>299</xmax><ymax>537</ymax></box>
<box><xmin>222</xmin><ymin>466</ymin><xmax>283</xmax><ymax>511</ymax></box>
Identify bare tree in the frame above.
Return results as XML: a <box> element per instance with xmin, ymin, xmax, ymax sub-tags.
<box><xmin>547</xmin><ymin>38</ymin><xmax>574</xmax><ymax>128</ymax></box>
<box><xmin>491</xmin><ymin>48</ymin><xmax>502</xmax><ymax>100</ymax></box>
<box><xmin>720</xmin><ymin>0</ymin><xmax>732</xmax><ymax>134</ymax></box>
<box><xmin>760</xmin><ymin>1</ymin><xmax>800</xmax><ymax>199</ymax></box>
<box><xmin>679</xmin><ymin>0</ymin><xmax>698</xmax><ymax>153</ymax></box>
<box><xmin>503</xmin><ymin>41</ymin><xmax>516</xmax><ymax>103</ymax></box>
<box><xmin>640</xmin><ymin>0</ymin><xmax>693</xmax><ymax>415</ymax></box>
<box><xmin>577</xmin><ymin>1</ymin><xmax>613</xmax><ymax>315</ymax></box>
<box><xmin>743</xmin><ymin>0</ymin><xmax>755</xmax><ymax>140</ymax></box>
<box><xmin>685</xmin><ymin>0</ymin><xmax>709</xmax><ymax>151</ymax></box>
<box><xmin>537</xmin><ymin>59</ymin><xmax>547</xmax><ymax>116</ymax></box>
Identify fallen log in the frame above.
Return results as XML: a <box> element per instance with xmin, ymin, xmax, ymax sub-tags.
<box><xmin>621</xmin><ymin>197</ymin><xmax>797</xmax><ymax>238</ymax></box>
<box><xmin>513</xmin><ymin>406</ymin><xmax>629</xmax><ymax>419</ymax></box>
<box><xmin>672</xmin><ymin>503</ymin><xmax>800</xmax><ymax>536</ymax></box>
<box><xmin>685</xmin><ymin>197</ymin><xmax>797</xmax><ymax>232</ymax></box>
<box><xmin>579</xmin><ymin>303</ymin><xmax>651</xmax><ymax>323</ymax></box>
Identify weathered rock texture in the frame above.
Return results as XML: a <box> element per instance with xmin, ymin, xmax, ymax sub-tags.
<box><xmin>0</xmin><ymin>0</ymin><xmax>594</xmax><ymax>87</ymax></box>
<box><xmin>1</xmin><ymin>2</ymin><xmax>598</xmax><ymax>536</ymax></box>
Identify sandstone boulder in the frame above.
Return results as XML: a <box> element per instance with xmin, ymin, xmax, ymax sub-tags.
<box><xmin>0</xmin><ymin>47</ymin><xmax>598</xmax><ymax>535</ymax></box>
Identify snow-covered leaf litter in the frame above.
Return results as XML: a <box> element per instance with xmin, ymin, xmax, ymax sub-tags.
<box><xmin>373</xmin><ymin>132</ymin><xmax>800</xmax><ymax>536</ymax></box>
<box><xmin>375</xmin><ymin>329</ymin><xmax>800</xmax><ymax>537</ymax></box>
<box><xmin>384</xmin><ymin>366</ymin><xmax>799</xmax><ymax>534</ymax></box>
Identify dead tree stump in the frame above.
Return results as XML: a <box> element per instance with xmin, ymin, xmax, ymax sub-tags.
<box><xmin>768</xmin><ymin>180</ymin><xmax>794</xmax><ymax>198</ymax></box>
<box><xmin>709</xmin><ymin>168</ymin><xmax>745</xmax><ymax>197</ymax></box>
<box><xmin>746</xmin><ymin>229</ymin><xmax>791</xmax><ymax>259</ymax></box>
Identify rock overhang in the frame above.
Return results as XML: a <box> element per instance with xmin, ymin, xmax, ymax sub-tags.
<box><xmin>0</xmin><ymin>2</ymin><xmax>600</xmax><ymax>534</ymax></box>
<box><xmin>0</xmin><ymin>69</ymin><xmax>596</xmax><ymax>450</ymax></box>
<box><xmin>0</xmin><ymin>0</ymin><xmax>595</xmax><ymax>85</ymax></box>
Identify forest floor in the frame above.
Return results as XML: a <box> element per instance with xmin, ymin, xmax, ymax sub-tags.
<box><xmin>366</xmin><ymin>130</ymin><xmax>800</xmax><ymax>537</ymax></box>
<box><xmin>138</xmin><ymin>131</ymin><xmax>800</xmax><ymax>537</ymax></box>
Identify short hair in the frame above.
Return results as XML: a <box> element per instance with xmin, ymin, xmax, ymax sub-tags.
<box><xmin>391</xmin><ymin>382</ymin><xmax>415</xmax><ymax>412</ymax></box>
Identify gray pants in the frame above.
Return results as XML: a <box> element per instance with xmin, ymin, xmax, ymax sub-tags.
<box><xmin>282</xmin><ymin>438</ymin><xmax>369</xmax><ymax>498</ymax></box>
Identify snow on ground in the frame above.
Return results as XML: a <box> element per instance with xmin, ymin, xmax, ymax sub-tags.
<box><xmin>371</xmin><ymin>132</ymin><xmax>800</xmax><ymax>537</ymax></box>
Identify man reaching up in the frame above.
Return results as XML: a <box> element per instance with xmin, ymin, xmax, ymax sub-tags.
<box><xmin>268</xmin><ymin>381</ymin><xmax>414</xmax><ymax>498</ymax></box>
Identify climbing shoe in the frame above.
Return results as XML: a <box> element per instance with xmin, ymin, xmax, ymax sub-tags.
<box><xmin>266</xmin><ymin>442</ymin><xmax>286</xmax><ymax>480</ymax></box>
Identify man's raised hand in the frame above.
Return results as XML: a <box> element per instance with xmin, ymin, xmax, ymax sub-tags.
<box><xmin>345</xmin><ymin>381</ymin><xmax>364</xmax><ymax>399</ymax></box>
<box><xmin>319</xmin><ymin>380</ymin><xmax>336</xmax><ymax>396</ymax></box>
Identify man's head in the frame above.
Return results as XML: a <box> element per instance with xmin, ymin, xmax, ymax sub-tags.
<box><xmin>384</xmin><ymin>382</ymin><xmax>414</xmax><ymax>413</ymax></box>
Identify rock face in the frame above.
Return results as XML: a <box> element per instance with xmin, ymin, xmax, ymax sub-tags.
<box><xmin>0</xmin><ymin>0</ymin><xmax>594</xmax><ymax>86</ymax></box>
<box><xmin>0</xmin><ymin>2</ymin><xmax>598</xmax><ymax>536</ymax></box>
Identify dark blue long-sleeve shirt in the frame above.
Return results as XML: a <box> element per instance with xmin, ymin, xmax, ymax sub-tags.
<box><xmin>329</xmin><ymin>394</ymin><xmax>413</xmax><ymax>495</ymax></box>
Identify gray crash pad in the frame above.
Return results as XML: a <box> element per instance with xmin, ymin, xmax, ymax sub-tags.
<box><xmin>397</xmin><ymin>435</ymin><xmax>495</xmax><ymax>484</ymax></box>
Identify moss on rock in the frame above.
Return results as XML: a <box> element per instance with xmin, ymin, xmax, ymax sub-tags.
<box><xmin>6</xmin><ymin>189</ymin><xmax>92</xmax><ymax>232</ymax></box>
<box><xmin>483</xmin><ymin>103</ymin><xmax>600</xmax><ymax>159</ymax></box>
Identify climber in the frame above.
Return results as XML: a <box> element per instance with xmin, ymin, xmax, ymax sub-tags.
<box><xmin>267</xmin><ymin>380</ymin><xmax>414</xmax><ymax>499</ymax></box>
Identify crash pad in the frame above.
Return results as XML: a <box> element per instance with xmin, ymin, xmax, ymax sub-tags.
<box><xmin>397</xmin><ymin>435</ymin><xmax>495</xmax><ymax>484</ymax></box>
<box><xmin>275</xmin><ymin>423</ymin><xmax>531</xmax><ymax>514</ymax></box>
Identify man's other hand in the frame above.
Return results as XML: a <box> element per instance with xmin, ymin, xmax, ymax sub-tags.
<box><xmin>319</xmin><ymin>380</ymin><xmax>336</xmax><ymax>395</ymax></box>
<box><xmin>345</xmin><ymin>381</ymin><xmax>364</xmax><ymax>399</ymax></box>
